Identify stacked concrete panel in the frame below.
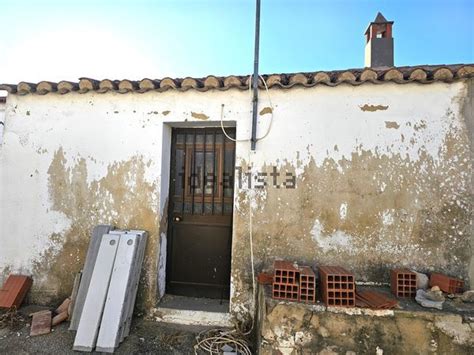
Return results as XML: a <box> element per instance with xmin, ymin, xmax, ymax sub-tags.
<box><xmin>72</xmin><ymin>228</ymin><xmax>147</xmax><ymax>353</ymax></box>
<box><xmin>319</xmin><ymin>266</ymin><xmax>355</xmax><ymax>307</ymax></box>
<box><xmin>70</xmin><ymin>225</ymin><xmax>114</xmax><ymax>330</ymax></box>
<box><xmin>272</xmin><ymin>261</ymin><xmax>299</xmax><ymax>302</ymax></box>
<box><xmin>429</xmin><ymin>273</ymin><xmax>464</xmax><ymax>294</ymax></box>
<box><xmin>73</xmin><ymin>234</ymin><xmax>120</xmax><ymax>352</ymax></box>
<box><xmin>390</xmin><ymin>269</ymin><xmax>416</xmax><ymax>298</ymax></box>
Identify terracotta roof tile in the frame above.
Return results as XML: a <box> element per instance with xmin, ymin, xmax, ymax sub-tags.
<box><xmin>57</xmin><ymin>81</ymin><xmax>78</xmax><ymax>94</ymax></box>
<box><xmin>98</xmin><ymin>79</ymin><xmax>118</xmax><ymax>93</ymax></box>
<box><xmin>0</xmin><ymin>64</ymin><xmax>472</xmax><ymax>96</ymax></box>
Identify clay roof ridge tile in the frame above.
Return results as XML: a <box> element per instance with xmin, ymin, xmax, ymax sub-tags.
<box><xmin>1</xmin><ymin>64</ymin><xmax>473</xmax><ymax>95</ymax></box>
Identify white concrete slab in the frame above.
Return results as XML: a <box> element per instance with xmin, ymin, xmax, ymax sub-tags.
<box><xmin>121</xmin><ymin>231</ymin><xmax>147</xmax><ymax>341</ymax></box>
<box><xmin>69</xmin><ymin>225</ymin><xmax>113</xmax><ymax>331</ymax></box>
<box><xmin>93</xmin><ymin>229</ymin><xmax>147</xmax><ymax>344</ymax></box>
<box><xmin>73</xmin><ymin>234</ymin><xmax>119</xmax><ymax>352</ymax></box>
<box><xmin>118</xmin><ymin>232</ymin><xmax>141</xmax><ymax>342</ymax></box>
<box><xmin>96</xmin><ymin>233</ymin><xmax>139</xmax><ymax>353</ymax></box>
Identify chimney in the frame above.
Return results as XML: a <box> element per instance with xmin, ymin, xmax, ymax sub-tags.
<box><xmin>364</xmin><ymin>12</ymin><xmax>394</xmax><ymax>68</ymax></box>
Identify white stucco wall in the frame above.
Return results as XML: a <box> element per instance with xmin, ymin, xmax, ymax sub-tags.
<box><xmin>0</xmin><ymin>81</ymin><xmax>471</xmax><ymax>315</ymax></box>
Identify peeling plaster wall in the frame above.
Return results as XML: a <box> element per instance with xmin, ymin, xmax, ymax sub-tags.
<box><xmin>0</xmin><ymin>81</ymin><xmax>472</xmax><ymax>319</ymax></box>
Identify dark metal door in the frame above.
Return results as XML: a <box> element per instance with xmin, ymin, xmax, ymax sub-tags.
<box><xmin>166</xmin><ymin>128</ymin><xmax>235</xmax><ymax>299</ymax></box>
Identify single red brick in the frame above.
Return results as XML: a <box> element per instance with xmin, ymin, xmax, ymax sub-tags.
<box><xmin>0</xmin><ymin>275</ymin><xmax>33</xmax><ymax>309</ymax></box>
<box><xmin>319</xmin><ymin>266</ymin><xmax>355</xmax><ymax>307</ymax></box>
<box><xmin>390</xmin><ymin>269</ymin><xmax>416</xmax><ymax>298</ymax></box>
<box><xmin>429</xmin><ymin>273</ymin><xmax>464</xmax><ymax>294</ymax></box>
<box><xmin>30</xmin><ymin>310</ymin><xmax>52</xmax><ymax>336</ymax></box>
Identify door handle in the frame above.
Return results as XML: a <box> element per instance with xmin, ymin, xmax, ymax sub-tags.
<box><xmin>174</xmin><ymin>216</ymin><xmax>182</xmax><ymax>222</ymax></box>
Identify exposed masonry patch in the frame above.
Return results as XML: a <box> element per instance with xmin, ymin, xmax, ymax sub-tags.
<box><xmin>385</xmin><ymin>121</ymin><xmax>400</xmax><ymax>129</ymax></box>
<box><xmin>360</xmin><ymin>104</ymin><xmax>389</xmax><ymax>112</ymax></box>
<box><xmin>260</xmin><ymin>297</ymin><xmax>474</xmax><ymax>354</ymax></box>
<box><xmin>162</xmin><ymin>110</ymin><xmax>170</xmax><ymax>116</ymax></box>
<box><xmin>190</xmin><ymin>112</ymin><xmax>209</xmax><ymax>120</ymax></box>
<box><xmin>259</xmin><ymin>107</ymin><xmax>273</xmax><ymax>115</ymax></box>
<box><xmin>311</xmin><ymin>219</ymin><xmax>354</xmax><ymax>253</ymax></box>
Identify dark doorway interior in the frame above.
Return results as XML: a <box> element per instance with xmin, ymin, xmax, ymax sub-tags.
<box><xmin>166</xmin><ymin>127</ymin><xmax>236</xmax><ymax>299</ymax></box>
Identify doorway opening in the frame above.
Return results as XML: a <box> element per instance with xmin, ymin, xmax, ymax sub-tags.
<box><xmin>165</xmin><ymin>127</ymin><xmax>236</xmax><ymax>301</ymax></box>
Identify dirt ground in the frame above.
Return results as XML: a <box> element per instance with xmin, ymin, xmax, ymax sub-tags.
<box><xmin>0</xmin><ymin>306</ymin><xmax>203</xmax><ymax>354</ymax></box>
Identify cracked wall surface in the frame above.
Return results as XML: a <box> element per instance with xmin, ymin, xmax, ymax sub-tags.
<box><xmin>0</xmin><ymin>81</ymin><xmax>472</xmax><ymax>321</ymax></box>
<box><xmin>258</xmin><ymin>288</ymin><xmax>474</xmax><ymax>354</ymax></box>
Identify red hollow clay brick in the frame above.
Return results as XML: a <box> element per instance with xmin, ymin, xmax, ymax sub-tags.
<box><xmin>299</xmin><ymin>266</ymin><xmax>316</xmax><ymax>303</ymax></box>
<box><xmin>273</xmin><ymin>260</ymin><xmax>300</xmax><ymax>285</ymax></box>
<box><xmin>429</xmin><ymin>273</ymin><xmax>464</xmax><ymax>294</ymax></box>
<box><xmin>319</xmin><ymin>266</ymin><xmax>355</xmax><ymax>307</ymax></box>
<box><xmin>0</xmin><ymin>275</ymin><xmax>33</xmax><ymax>309</ymax></box>
<box><xmin>272</xmin><ymin>261</ymin><xmax>300</xmax><ymax>302</ymax></box>
<box><xmin>390</xmin><ymin>269</ymin><xmax>416</xmax><ymax>298</ymax></box>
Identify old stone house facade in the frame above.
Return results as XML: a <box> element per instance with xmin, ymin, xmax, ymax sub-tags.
<box><xmin>1</xmin><ymin>64</ymin><xmax>473</xmax><ymax>324</ymax></box>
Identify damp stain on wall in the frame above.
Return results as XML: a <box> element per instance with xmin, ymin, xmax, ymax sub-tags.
<box><xmin>230</xmin><ymin>127</ymin><xmax>471</xmax><ymax>313</ymax></box>
<box><xmin>385</xmin><ymin>121</ymin><xmax>400</xmax><ymax>129</ymax></box>
<box><xmin>360</xmin><ymin>104</ymin><xmax>389</xmax><ymax>112</ymax></box>
<box><xmin>191</xmin><ymin>112</ymin><xmax>209</xmax><ymax>120</ymax></box>
<box><xmin>259</xmin><ymin>107</ymin><xmax>273</xmax><ymax>116</ymax></box>
<box><xmin>31</xmin><ymin>148</ymin><xmax>160</xmax><ymax>308</ymax></box>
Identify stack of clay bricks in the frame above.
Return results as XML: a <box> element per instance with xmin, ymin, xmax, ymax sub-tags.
<box><xmin>429</xmin><ymin>273</ymin><xmax>464</xmax><ymax>294</ymax></box>
<box><xmin>390</xmin><ymin>269</ymin><xmax>417</xmax><ymax>298</ymax></box>
<box><xmin>272</xmin><ymin>261</ymin><xmax>317</xmax><ymax>303</ymax></box>
<box><xmin>319</xmin><ymin>266</ymin><xmax>355</xmax><ymax>307</ymax></box>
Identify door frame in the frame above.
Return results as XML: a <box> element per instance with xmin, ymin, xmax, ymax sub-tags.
<box><xmin>158</xmin><ymin>122</ymin><xmax>237</xmax><ymax>303</ymax></box>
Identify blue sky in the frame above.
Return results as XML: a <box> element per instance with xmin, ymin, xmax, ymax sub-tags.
<box><xmin>0</xmin><ymin>0</ymin><xmax>472</xmax><ymax>83</ymax></box>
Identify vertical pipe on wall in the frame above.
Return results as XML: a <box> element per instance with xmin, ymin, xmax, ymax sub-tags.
<box><xmin>250</xmin><ymin>0</ymin><xmax>261</xmax><ymax>151</ymax></box>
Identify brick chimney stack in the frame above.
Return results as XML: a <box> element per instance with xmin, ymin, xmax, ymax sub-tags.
<box><xmin>364</xmin><ymin>12</ymin><xmax>394</xmax><ymax>68</ymax></box>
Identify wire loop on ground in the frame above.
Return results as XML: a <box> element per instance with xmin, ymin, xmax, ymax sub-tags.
<box><xmin>194</xmin><ymin>328</ymin><xmax>252</xmax><ymax>355</ymax></box>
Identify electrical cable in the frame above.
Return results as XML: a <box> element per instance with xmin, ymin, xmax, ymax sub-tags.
<box><xmin>220</xmin><ymin>75</ymin><xmax>274</xmax><ymax>143</ymax></box>
<box><xmin>217</xmin><ymin>75</ymin><xmax>274</xmax><ymax>339</ymax></box>
<box><xmin>194</xmin><ymin>328</ymin><xmax>252</xmax><ymax>355</ymax></box>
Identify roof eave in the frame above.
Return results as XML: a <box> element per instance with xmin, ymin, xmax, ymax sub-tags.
<box><xmin>2</xmin><ymin>64</ymin><xmax>473</xmax><ymax>96</ymax></box>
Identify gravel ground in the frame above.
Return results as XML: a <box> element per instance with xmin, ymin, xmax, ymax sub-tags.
<box><xmin>0</xmin><ymin>306</ymin><xmax>202</xmax><ymax>354</ymax></box>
